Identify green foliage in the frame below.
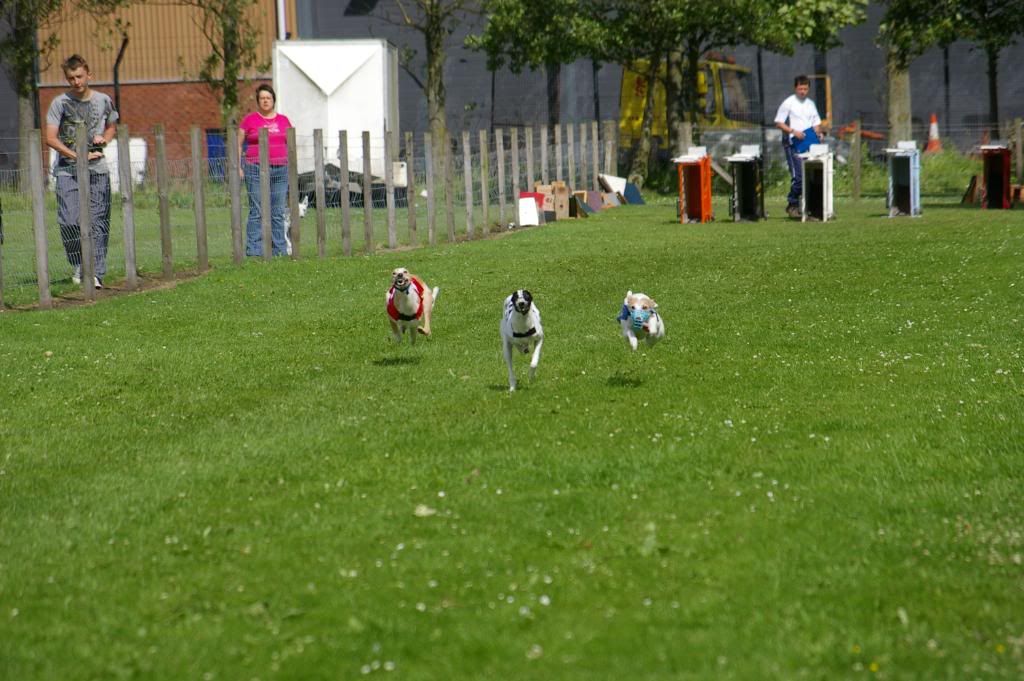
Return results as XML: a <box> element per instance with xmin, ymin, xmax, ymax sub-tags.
<box><xmin>2</xmin><ymin>202</ymin><xmax>1023</xmax><ymax>679</ymax></box>
<box><xmin>0</xmin><ymin>0</ymin><xmax>62</xmax><ymax>97</ymax></box>
<box><xmin>176</xmin><ymin>0</ymin><xmax>269</xmax><ymax>126</ymax></box>
<box><xmin>0</xmin><ymin>0</ymin><xmax>129</xmax><ymax>97</ymax></box>
<box><xmin>882</xmin><ymin>0</ymin><xmax>1024</xmax><ymax>67</ymax></box>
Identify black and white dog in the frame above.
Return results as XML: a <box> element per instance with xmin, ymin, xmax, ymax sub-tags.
<box><xmin>501</xmin><ymin>290</ymin><xmax>544</xmax><ymax>391</ymax></box>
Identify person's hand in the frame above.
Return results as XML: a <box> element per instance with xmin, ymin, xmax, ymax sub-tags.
<box><xmin>87</xmin><ymin>151</ymin><xmax>104</xmax><ymax>160</ymax></box>
<box><xmin>239</xmin><ymin>166</ymin><xmax>245</xmax><ymax>179</ymax></box>
<box><xmin>91</xmin><ymin>135</ymin><xmax>106</xmax><ymax>147</ymax></box>
<box><xmin>792</xmin><ymin>129</ymin><xmax>805</xmax><ymax>140</ymax></box>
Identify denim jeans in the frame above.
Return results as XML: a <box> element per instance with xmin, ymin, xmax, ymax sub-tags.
<box><xmin>243</xmin><ymin>162</ymin><xmax>288</xmax><ymax>256</ymax></box>
<box><xmin>783</xmin><ymin>141</ymin><xmax>803</xmax><ymax>208</ymax></box>
<box><xmin>55</xmin><ymin>173</ymin><xmax>112</xmax><ymax>278</ymax></box>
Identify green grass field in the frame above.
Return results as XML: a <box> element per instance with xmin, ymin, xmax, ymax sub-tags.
<box><xmin>1</xmin><ymin>197</ymin><xmax>1022</xmax><ymax>680</ymax></box>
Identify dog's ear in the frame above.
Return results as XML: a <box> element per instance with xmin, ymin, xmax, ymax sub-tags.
<box><xmin>650</xmin><ymin>298</ymin><xmax>658</xmax><ymax>309</ymax></box>
<box><xmin>522</xmin><ymin>290</ymin><xmax>532</xmax><ymax>304</ymax></box>
<box><xmin>624</xmin><ymin>290</ymin><xmax>633</xmax><ymax>304</ymax></box>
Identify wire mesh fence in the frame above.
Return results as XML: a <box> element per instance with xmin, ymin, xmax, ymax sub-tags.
<box><xmin>1</xmin><ymin>117</ymin><xmax>1022</xmax><ymax>309</ymax></box>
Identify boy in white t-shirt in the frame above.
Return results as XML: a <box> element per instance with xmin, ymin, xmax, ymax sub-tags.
<box><xmin>774</xmin><ymin>75</ymin><xmax>823</xmax><ymax>218</ymax></box>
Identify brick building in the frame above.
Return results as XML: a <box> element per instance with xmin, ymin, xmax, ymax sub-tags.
<box><xmin>36</xmin><ymin>1</ymin><xmax>298</xmax><ymax>162</ymax></box>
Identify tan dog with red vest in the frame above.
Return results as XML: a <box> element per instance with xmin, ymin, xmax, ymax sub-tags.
<box><xmin>387</xmin><ymin>267</ymin><xmax>439</xmax><ymax>345</ymax></box>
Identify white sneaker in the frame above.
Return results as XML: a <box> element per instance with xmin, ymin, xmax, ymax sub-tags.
<box><xmin>72</xmin><ymin>265</ymin><xmax>81</xmax><ymax>285</ymax></box>
<box><xmin>93</xmin><ymin>276</ymin><xmax>103</xmax><ymax>289</ymax></box>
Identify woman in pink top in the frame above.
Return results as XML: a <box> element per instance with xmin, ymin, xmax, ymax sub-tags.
<box><xmin>238</xmin><ymin>84</ymin><xmax>293</xmax><ymax>256</ymax></box>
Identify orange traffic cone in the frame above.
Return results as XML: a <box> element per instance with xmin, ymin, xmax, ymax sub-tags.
<box><xmin>925</xmin><ymin>113</ymin><xmax>942</xmax><ymax>153</ymax></box>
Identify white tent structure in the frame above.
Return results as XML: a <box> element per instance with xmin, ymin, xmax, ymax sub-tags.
<box><xmin>272</xmin><ymin>39</ymin><xmax>400</xmax><ymax>181</ymax></box>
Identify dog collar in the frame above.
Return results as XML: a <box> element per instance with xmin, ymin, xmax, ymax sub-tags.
<box><xmin>513</xmin><ymin>328</ymin><xmax>537</xmax><ymax>338</ymax></box>
<box><xmin>394</xmin><ymin>282</ymin><xmax>411</xmax><ymax>293</ymax></box>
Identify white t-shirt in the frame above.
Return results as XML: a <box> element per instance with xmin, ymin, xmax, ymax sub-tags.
<box><xmin>774</xmin><ymin>94</ymin><xmax>821</xmax><ymax>141</ymax></box>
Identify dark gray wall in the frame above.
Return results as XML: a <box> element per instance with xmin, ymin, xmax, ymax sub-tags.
<box><xmin>299</xmin><ymin>0</ymin><xmax>1024</xmax><ymax>146</ymax></box>
<box><xmin>0</xmin><ymin>20</ymin><xmax>23</xmax><ymax>172</ymax></box>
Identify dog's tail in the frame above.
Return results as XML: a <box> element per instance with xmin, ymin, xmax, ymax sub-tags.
<box><xmin>430</xmin><ymin>287</ymin><xmax>440</xmax><ymax>309</ymax></box>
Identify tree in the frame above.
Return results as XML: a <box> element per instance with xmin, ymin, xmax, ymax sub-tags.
<box><xmin>471</xmin><ymin>0</ymin><xmax>866</xmax><ymax>186</ymax></box>
<box><xmin>465</xmin><ymin>0</ymin><xmax>595</xmax><ymax>126</ymax></box>
<box><xmin>0</xmin><ymin>0</ymin><xmax>127</xmax><ymax>186</ymax></box>
<box><xmin>364</xmin><ymin>0</ymin><xmax>479</xmax><ymax>199</ymax></box>
<box><xmin>882</xmin><ymin>0</ymin><xmax>1024</xmax><ymax>138</ymax></box>
<box><xmin>174</xmin><ymin>0</ymin><xmax>268</xmax><ymax>126</ymax></box>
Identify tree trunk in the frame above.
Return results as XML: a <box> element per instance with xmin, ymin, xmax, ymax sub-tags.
<box><xmin>666</xmin><ymin>49</ymin><xmax>684</xmax><ymax>155</ymax></box>
<box><xmin>887</xmin><ymin>49</ymin><xmax>912</xmax><ymax>145</ymax></box>
<box><xmin>221</xmin><ymin>13</ymin><xmax>241</xmax><ymax>127</ymax></box>
<box><xmin>683</xmin><ymin>42</ymin><xmax>702</xmax><ymax>143</ymax></box>
<box><xmin>546</xmin><ymin>62</ymin><xmax>561</xmax><ymax>127</ymax></box>
<box><xmin>986</xmin><ymin>46</ymin><xmax>1000</xmax><ymax>140</ymax></box>
<box><xmin>425</xmin><ymin>15</ymin><xmax>449</xmax><ymax>207</ymax></box>
<box><xmin>628</xmin><ymin>53</ymin><xmax>661</xmax><ymax>189</ymax></box>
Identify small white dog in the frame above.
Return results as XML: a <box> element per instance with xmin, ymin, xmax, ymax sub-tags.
<box><xmin>386</xmin><ymin>267</ymin><xmax>439</xmax><ymax>345</ymax></box>
<box><xmin>281</xmin><ymin>195</ymin><xmax>309</xmax><ymax>256</ymax></box>
<box><xmin>501</xmin><ymin>289</ymin><xmax>544</xmax><ymax>391</ymax></box>
<box><xmin>617</xmin><ymin>290</ymin><xmax>665</xmax><ymax>351</ymax></box>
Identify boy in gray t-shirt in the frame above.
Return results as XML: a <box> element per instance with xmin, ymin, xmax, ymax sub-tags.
<box><xmin>45</xmin><ymin>54</ymin><xmax>118</xmax><ymax>288</ymax></box>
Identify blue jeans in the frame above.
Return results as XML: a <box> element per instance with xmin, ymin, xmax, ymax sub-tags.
<box><xmin>243</xmin><ymin>162</ymin><xmax>288</xmax><ymax>256</ymax></box>
<box><xmin>783</xmin><ymin>142</ymin><xmax>803</xmax><ymax>208</ymax></box>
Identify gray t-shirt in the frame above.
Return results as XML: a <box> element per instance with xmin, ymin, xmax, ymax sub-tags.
<box><xmin>46</xmin><ymin>91</ymin><xmax>119</xmax><ymax>176</ymax></box>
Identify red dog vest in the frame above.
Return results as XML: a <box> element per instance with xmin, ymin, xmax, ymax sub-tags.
<box><xmin>387</xmin><ymin>279</ymin><xmax>425</xmax><ymax>321</ymax></box>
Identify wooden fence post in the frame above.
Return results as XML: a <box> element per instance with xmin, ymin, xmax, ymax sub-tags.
<box><xmin>190</xmin><ymin>126</ymin><xmax>209</xmax><ymax>272</ymax></box>
<box><xmin>851</xmin><ymin>119</ymin><xmax>862</xmax><ymax>202</ymax></box>
<box><xmin>603</xmin><ymin>120</ymin><xmax>615</xmax><ymax>175</ymax></box>
<box><xmin>258</xmin><ymin>127</ymin><xmax>272</xmax><ymax>261</ymax></box>
<box><xmin>495</xmin><ymin>128</ymin><xmax>506</xmax><ymax>226</ymax></box>
<box><xmin>479</xmin><ymin>129</ymin><xmax>490</xmax><ymax>235</ymax></box>
<box><xmin>424</xmin><ymin>131</ymin><xmax>435</xmax><ymax>246</ymax></box>
<box><xmin>567</xmin><ymin>123</ymin><xmax>576</xmax><ymax>189</ymax></box>
<box><xmin>226</xmin><ymin>126</ymin><xmax>243</xmax><ymax>264</ymax></box>
<box><xmin>462</xmin><ymin>130</ymin><xmax>474</xmax><ymax>238</ymax></box>
<box><xmin>155</xmin><ymin>124</ymin><xmax>173</xmax><ymax>281</ymax></box>
<box><xmin>608</xmin><ymin>119</ymin><xmax>619</xmax><ymax>172</ymax></box>
<box><xmin>554</xmin><ymin>123</ymin><xmax>563</xmax><ymax>181</ymax></box>
<box><xmin>75</xmin><ymin>125</ymin><xmax>96</xmax><ymax>298</ymax></box>
<box><xmin>525</xmin><ymin>126</ymin><xmax>535</xmax><ymax>189</ymax></box>
<box><xmin>362</xmin><ymin>130</ymin><xmax>374</xmax><ymax>254</ymax></box>
<box><xmin>444</xmin><ymin>133</ymin><xmax>456</xmax><ymax>242</ymax></box>
<box><xmin>591</xmin><ymin>120</ymin><xmax>600</xmax><ymax>191</ymax></box>
<box><xmin>510</xmin><ymin>127</ymin><xmax>520</xmax><ymax>216</ymax></box>
<box><xmin>385</xmin><ymin>129</ymin><xmax>397</xmax><ymax>248</ymax></box>
<box><xmin>339</xmin><ymin>130</ymin><xmax>352</xmax><ymax>256</ymax></box>
<box><xmin>405</xmin><ymin>131</ymin><xmax>418</xmax><ymax>246</ymax></box>
<box><xmin>540</xmin><ymin>124</ymin><xmax>549</xmax><ymax>184</ymax></box>
<box><xmin>0</xmin><ymin>203</ymin><xmax>4</xmax><ymax>306</ymax></box>
<box><xmin>28</xmin><ymin>129</ymin><xmax>52</xmax><ymax>308</ymax></box>
<box><xmin>578</xmin><ymin>122</ymin><xmax>588</xmax><ymax>191</ymax></box>
<box><xmin>117</xmin><ymin>125</ymin><xmax>138</xmax><ymax>289</ymax></box>
<box><xmin>287</xmin><ymin>127</ymin><xmax>300</xmax><ymax>258</ymax></box>
<box><xmin>313</xmin><ymin>128</ymin><xmax>327</xmax><ymax>258</ymax></box>
<box><xmin>1016</xmin><ymin>117</ymin><xmax>1023</xmax><ymax>185</ymax></box>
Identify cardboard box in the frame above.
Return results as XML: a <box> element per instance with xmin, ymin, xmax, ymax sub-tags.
<box><xmin>552</xmin><ymin>180</ymin><xmax>570</xmax><ymax>219</ymax></box>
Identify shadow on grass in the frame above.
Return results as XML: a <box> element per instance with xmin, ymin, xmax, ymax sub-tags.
<box><xmin>372</xmin><ymin>355</ymin><xmax>422</xmax><ymax>367</ymax></box>
<box><xmin>607</xmin><ymin>372</ymin><xmax>643</xmax><ymax>388</ymax></box>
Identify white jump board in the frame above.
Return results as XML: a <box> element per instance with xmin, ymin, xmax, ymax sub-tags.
<box><xmin>885</xmin><ymin>140</ymin><xmax>918</xmax><ymax>154</ymax></box>
<box><xmin>726</xmin><ymin>144</ymin><xmax>761</xmax><ymax>162</ymax></box>
<box><xmin>672</xmin><ymin>146</ymin><xmax>708</xmax><ymax>164</ymax></box>
<box><xmin>799</xmin><ymin>143</ymin><xmax>831</xmax><ymax>159</ymax></box>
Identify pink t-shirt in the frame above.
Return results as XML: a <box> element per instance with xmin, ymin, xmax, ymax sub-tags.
<box><xmin>240</xmin><ymin>112</ymin><xmax>292</xmax><ymax>165</ymax></box>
